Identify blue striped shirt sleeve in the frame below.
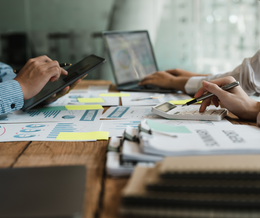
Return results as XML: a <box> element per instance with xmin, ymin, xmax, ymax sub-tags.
<box><xmin>0</xmin><ymin>62</ymin><xmax>24</xmax><ymax>114</ymax></box>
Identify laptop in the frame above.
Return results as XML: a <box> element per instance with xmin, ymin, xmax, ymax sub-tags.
<box><xmin>0</xmin><ymin>166</ymin><xmax>86</xmax><ymax>218</ymax></box>
<box><xmin>102</xmin><ymin>30</ymin><xmax>177</xmax><ymax>93</ymax></box>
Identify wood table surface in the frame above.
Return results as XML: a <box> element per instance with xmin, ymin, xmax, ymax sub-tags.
<box><xmin>0</xmin><ymin>80</ymin><xmax>257</xmax><ymax>218</ymax></box>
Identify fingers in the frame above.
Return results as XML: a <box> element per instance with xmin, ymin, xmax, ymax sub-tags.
<box><xmin>138</xmin><ymin>78</ymin><xmax>153</xmax><ymax>86</ymax></box>
<box><xmin>81</xmin><ymin>74</ymin><xmax>88</xmax><ymax>79</ymax></box>
<box><xmin>212</xmin><ymin>96</ymin><xmax>219</xmax><ymax>107</ymax></box>
<box><xmin>69</xmin><ymin>79</ymin><xmax>81</xmax><ymax>90</ymax></box>
<box><xmin>202</xmin><ymin>80</ymin><xmax>227</xmax><ymax>100</ymax></box>
<box><xmin>32</xmin><ymin>55</ymin><xmax>53</xmax><ymax>63</ymax></box>
<box><xmin>199</xmin><ymin>98</ymin><xmax>212</xmax><ymax>112</ymax></box>
<box><xmin>194</xmin><ymin>87</ymin><xmax>207</xmax><ymax>98</ymax></box>
<box><xmin>61</xmin><ymin>68</ymin><xmax>68</xmax><ymax>76</ymax></box>
<box><xmin>45</xmin><ymin>64</ymin><xmax>62</xmax><ymax>82</ymax></box>
<box><xmin>257</xmin><ymin>112</ymin><xmax>260</xmax><ymax>127</ymax></box>
<box><xmin>57</xmin><ymin>86</ymin><xmax>70</xmax><ymax>96</ymax></box>
<box><xmin>40</xmin><ymin>61</ymin><xmax>68</xmax><ymax>82</ymax></box>
<box><xmin>25</xmin><ymin>55</ymin><xmax>53</xmax><ymax>69</ymax></box>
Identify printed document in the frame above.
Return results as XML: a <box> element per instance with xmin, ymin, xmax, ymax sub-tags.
<box><xmin>140</xmin><ymin>125</ymin><xmax>260</xmax><ymax>156</ymax></box>
<box><xmin>48</xmin><ymin>92</ymin><xmax>119</xmax><ymax>106</ymax></box>
<box><xmin>101</xmin><ymin>106</ymin><xmax>161</xmax><ymax>120</ymax></box>
<box><xmin>121</xmin><ymin>92</ymin><xmax>191</xmax><ymax>106</ymax></box>
<box><xmin>0</xmin><ymin>109</ymin><xmax>103</xmax><ymax>123</ymax></box>
<box><xmin>0</xmin><ymin>121</ymin><xmax>102</xmax><ymax>142</ymax></box>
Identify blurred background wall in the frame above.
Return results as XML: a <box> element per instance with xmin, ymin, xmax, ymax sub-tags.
<box><xmin>0</xmin><ymin>0</ymin><xmax>259</xmax><ymax>82</ymax></box>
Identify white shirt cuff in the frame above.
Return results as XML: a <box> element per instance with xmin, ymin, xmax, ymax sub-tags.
<box><xmin>184</xmin><ymin>76</ymin><xmax>207</xmax><ymax>95</ymax></box>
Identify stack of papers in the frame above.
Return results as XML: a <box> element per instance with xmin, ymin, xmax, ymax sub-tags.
<box><xmin>105</xmin><ymin>119</ymin><xmax>260</xmax><ymax>177</ymax></box>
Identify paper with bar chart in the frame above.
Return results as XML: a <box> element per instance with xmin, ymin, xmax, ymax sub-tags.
<box><xmin>0</xmin><ymin>121</ymin><xmax>102</xmax><ymax>142</ymax></box>
<box><xmin>0</xmin><ymin>109</ymin><xmax>103</xmax><ymax>123</ymax></box>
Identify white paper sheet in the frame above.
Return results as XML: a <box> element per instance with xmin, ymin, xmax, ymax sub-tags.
<box><xmin>0</xmin><ymin>109</ymin><xmax>103</xmax><ymax>123</ymax></box>
<box><xmin>121</xmin><ymin>91</ymin><xmax>191</xmax><ymax>106</ymax></box>
<box><xmin>140</xmin><ymin>125</ymin><xmax>260</xmax><ymax>156</ymax></box>
<box><xmin>88</xmin><ymin>85</ymin><xmax>110</xmax><ymax>93</ymax></box>
<box><xmin>48</xmin><ymin>92</ymin><xmax>119</xmax><ymax>106</ymax></box>
<box><xmin>99</xmin><ymin>116</ymin><xmax>232</xmax><ymax>137</ymax></box>
<box><xmin>101</xmin><ymin>105</ymin><xmax>224</xmax><ymax>121</ymax></box>
<box><xmin>106</xmin><ymin>151</ymin><xmax>154</xmax><ymax>177</ymax></box>
<box><xmin>0</xmin><ymin>121</ymin><xmax>102</xmax><ymax>142</ymax></box>
<box><xmin>99</xmin><ymin>120</ymin><xmax>141</xmax><ymax>137</ymax></box>
<box><xmin>154</xmin><ymin>118</ymin><xmax>233</xmax><ymax>127</ymax></box>
<box><xmin>101</xmin><ymin>106</ymin><xmax>161</xmax><ymax>120</ymax></box>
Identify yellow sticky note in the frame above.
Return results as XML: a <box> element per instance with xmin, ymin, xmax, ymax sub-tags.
<box><xmin>65</xmin><ymin>105</ymin><xmax>103</xmax><ymax>110</ymax></box>
<box><xmin>77</xmin><ymin>97</ymin><xmax>105</xmax><ymax>103</ymax></box>
<box><xmin>56</xmin><ymin>131</ymin><xmax>109</xmax><ymax>141</ymax></box>
<box><xmin>99</xmin><ymin>93</ymin><xmax>130</xmax><ymax>97</ymax></box>
<box><xmin>169</xmin><ymin>99</ymin><xmax>202</xmax><ymax>105</ymax></box>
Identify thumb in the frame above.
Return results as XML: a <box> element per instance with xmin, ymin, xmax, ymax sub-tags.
<box><xmin>202</xmin><ymin>81</ymin><xmax>226</xmax><ymax>99</ymax></box>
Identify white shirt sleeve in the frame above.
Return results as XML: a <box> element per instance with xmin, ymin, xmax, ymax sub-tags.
<box><xmin>184</xmin><ymin>50</ymin><xmax>260</xmax><ymax>95</ymax></box>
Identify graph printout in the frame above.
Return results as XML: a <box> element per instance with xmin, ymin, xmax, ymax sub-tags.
<box><xmin>101</xmin><ymin>106</ymin><xmax>161</xmax><ymax>120</ymax></box>
<box><xmin>121</xmin><ymin>92</ymin><xmax>191</xmax><ymax>106</ymax></box>
<box><xmin>99</xmin><ymin>120</ymin><xmax>141</xmax><ymax>137</ymax></box>
<box><xmin>0</xmin><ymin>109</ymin><xmax>103</xmax><ymax>123</ymax></box>
<box><xmin>0</xmin><ymin>121</ymin><xmax>102</xmax><ymax>142</ymax></box>
<box><xmin>48</xmin><ymin>92</ymin><xmax>119</xmax><ymax>107</ymax></box>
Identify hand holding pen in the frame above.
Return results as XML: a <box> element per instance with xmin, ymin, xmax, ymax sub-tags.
<box><xmin>191</xmin><ymin>76</ymin><xmax>260</xmax><ymax>120</ymax></box>
<box><xmin>182</xmin><ymin>81</ymin><xmax>239</xmax><ymax>107</ymax></box>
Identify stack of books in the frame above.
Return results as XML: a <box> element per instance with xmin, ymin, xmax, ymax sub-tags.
<box><xmin>119</xmin><ymin>155</ymin><xmax>260</xmax><ymax>217</ymax></box>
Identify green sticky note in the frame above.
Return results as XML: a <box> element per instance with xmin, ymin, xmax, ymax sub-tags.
<box><xmin>56</xmin><ymin>131</ymin><xmax>109</xmax><ymax>141</ymax></box>
<box><xmin>65</xmin><ymin>105</ymin><xmax>103</xmax><ymax>110</ymax></box>
<box><xmin>77</xmin><ymin>97</ymin><xmax>105</xmax><ymax>103</ymax></box>
<box><xmin>99</xmin><ymin>93</ymin><xmax>130</xmax><ymax>97</ymax></box>
<box><xmin>169</xmin><ymin>99</ymin><xmax>202</xmax><ymax>105</ymax></box>
<box><xmin>146</xmin><ymin>119</ymin><xmax>191</xmax><ymax>133</ymax></box>
<box><xmin>38</xmin><ymin>106</ymin><xmax>67</xmax><ymax>111</ymax></box>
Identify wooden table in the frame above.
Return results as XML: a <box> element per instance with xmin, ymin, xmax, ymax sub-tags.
<box><xmin>0</xmin><ymin>80</ymin><xmax>256</xmax><ymax>218</ymax></box>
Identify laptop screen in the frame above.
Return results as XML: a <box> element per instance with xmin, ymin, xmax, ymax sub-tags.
<box><xmin>103</xmin><ymin>31</ymin><xmax>158</xmax><ymax>86</ymax></box>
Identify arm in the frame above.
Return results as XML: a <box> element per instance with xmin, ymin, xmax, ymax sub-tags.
<box><xmin>14</xmin><ymin>55</ymin><xmax>68</xmax><ymax>100</ymax></box>
<box><xmin>138</xmin><ymin>69</ymin><xmax>209</xmax><ymax>93</ymax></box>
<box><xmin>194</xmin><ymin>76</ymin><xmax>260</xmax><ymax>121</ymax></box>
<box><xmin>0</xmin><ymin>56</ymin><xmax>68</xmax><ymax>115</ymax></box>
<box><xmin>185</xmin><ymin>50</ymin><xmax>260</xmax><ymax>95</ymax></box>
<box><xmin>0</xmin><ymin>63</ymin><xmax>24</xmax><ymax>114</ymax></box>
<box><xmin>138</xmin><ymin>68</ymin><xmax>210</xmax><ymax>93</ymax></box>
<box><xmin>14</xmin><ymin>55</ymin><xmax>84</xmax><ymax>104</ymax></box>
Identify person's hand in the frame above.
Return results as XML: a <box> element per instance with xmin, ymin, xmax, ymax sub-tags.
<box><xmin>43</xmin><ymin>75</ymin><xmax>87</xmax><ymax>104</ymax></box>
<box><xmin>166</xmin><ymin>68</ymin><xmax>209</xmax><ymax>77</ymax></box>
<box><xmin>138</xmin><ymin>71</ymin><xmax>190</xmax><ymax>92</ymax></box>
<box><xmin>138</xmin><ymin>69</ymin><xmax>210</xmax><ymax>92</ymax></box>
<box><xmin>14</xmin><ymin>55</ymin><xmax>68</xmax><ymax>100</ymax></box>
<box><xmin>194</xmin><ymin>76</ymin><xmax>260</xmax><ymax>120</ymax></box>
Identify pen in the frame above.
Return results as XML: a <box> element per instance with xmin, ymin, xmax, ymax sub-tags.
<box><xmin>182</xmin><ymin>81</ymin><xmax>240</xmax><ymax>107</ymax></box>
<box><xmin>13</xmin><ymin>63</ymin><xmax>72</xmax><ymax>74</ymax></box>
<box><xmin>131</xmin><ymin>94</ymin><xmax>165</xmax><ymax>101</ymax></box>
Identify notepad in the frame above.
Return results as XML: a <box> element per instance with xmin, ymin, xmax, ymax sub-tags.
<box><xmin>99</xmin><ymin>93</ymin><xmax>130</xmax><ymax>97</ymax></box>
<box><xmin>65</xmin><ymin>105</ymin><xmax>103</xmax><ymax>110</ymax></box>
<box><xmin>56</xmin><ymin>131</ymin><xmax>109</xmax><ymax>141</ymax></box>
<box><xmin>77</xmin><ymin>97</ymin><xmax>105</xmax><ymax>103</ymax></box>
